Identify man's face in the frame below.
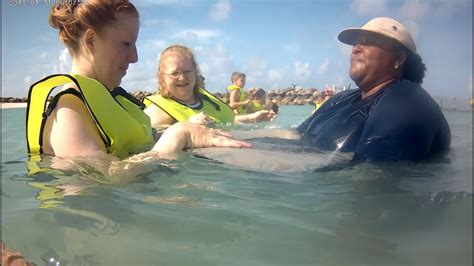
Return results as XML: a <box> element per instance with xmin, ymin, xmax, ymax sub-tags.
<box><xmin>349</xmin><ymin>33</ymin><xmax>398</xmax><ymax>90</ymax></box>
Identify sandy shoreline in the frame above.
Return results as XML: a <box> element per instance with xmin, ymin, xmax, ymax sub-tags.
<box><xmin>1</xmin><ymin>102</ymin><xmax>27</xmax><ymax>109</ymax></box>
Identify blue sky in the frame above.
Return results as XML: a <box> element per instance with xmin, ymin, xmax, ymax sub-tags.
<box><xmin>1</xmin><ymin>0</ymin><xmax>472</xmax><ymax>99</ymax></box>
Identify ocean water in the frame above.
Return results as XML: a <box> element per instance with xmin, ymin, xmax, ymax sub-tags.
<box><xmin>1</xmin><ymin>105</ymin><xmax>472</xmax><ymax>266</ymax></box>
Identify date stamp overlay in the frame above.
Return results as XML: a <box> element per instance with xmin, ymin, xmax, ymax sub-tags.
<box><xmin>10</xmin><ymin>0</ymin><xmax>88</xmax><ymax>6</ymax></box>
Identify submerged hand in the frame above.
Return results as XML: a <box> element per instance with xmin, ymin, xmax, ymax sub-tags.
<box><xmin>252</xmin><ymin>110</ymin><xmax>277</xmax><ymax>122</ymax></box>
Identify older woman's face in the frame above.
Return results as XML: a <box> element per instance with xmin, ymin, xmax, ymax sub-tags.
<box><xmin>349</xmin><ymin>34</ymin><xmax>398</xmax><ymax>90</ymax></box>
<box><xmin>160</xmin><ymin>52</ymin><xmax>197</xmax><ymax>102</ymax></box>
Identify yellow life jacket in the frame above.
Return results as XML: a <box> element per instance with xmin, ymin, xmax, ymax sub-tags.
<box><xmin>312</xmin><ymin>102</ymin><xmax>323</xmax><ymax>113</ymax></box>
<box><xmin>26</xmin><ymin>74</ymin><xmax>154</xmax><ymax>159</ymax></box>
<box><xmin>226</xmin><ymin>85</ymin><xmax>248</xmax><ymax>114</ymax></box>
<box><xmin>250</xmin><ymin>100</ymin><xmax>264</xmax><ymax>112</ymax></box>
<box><xmin>143</xmin><ymin>88</ymin><xmax>235</xmax><ymax>124</ymax></box>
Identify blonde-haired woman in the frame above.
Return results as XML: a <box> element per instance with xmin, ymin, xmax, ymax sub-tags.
<box><xmin>144</xmin><ymin>44</ymin><xmax>276</xmax><ymax>128</ymax></box>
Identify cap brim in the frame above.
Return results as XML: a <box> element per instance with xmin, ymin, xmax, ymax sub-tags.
<box><xmin>338</xmin><ymin>28</ymin><xmax>375</xmax><ymax>46</ymax></box>
<box><xmin>338</xmin><ymin>28</ymin><xmax>416</xmax><ymax>55</ymax></box>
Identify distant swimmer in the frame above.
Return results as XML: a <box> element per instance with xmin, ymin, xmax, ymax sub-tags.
<box><xmin>298</xmin><ymin>17</ymin><xmax>451</xmax><ymax>162</ymax></box>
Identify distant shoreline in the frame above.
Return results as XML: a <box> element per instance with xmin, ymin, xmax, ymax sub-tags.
<box><xmin>1</xmin><ymin>92</ymin><xmax>472</xmax><ymax>111</ymax></box>
<box><xmin>1</xmin><ymin>102</ymin><xmax>27</xmax><ymax>109</ymax></box>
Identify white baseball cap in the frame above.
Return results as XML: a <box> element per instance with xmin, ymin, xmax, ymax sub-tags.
<box><xmin>338</xmin><ymin>17</ymin><xmax>417</xmax><ymax>54</ymax></box>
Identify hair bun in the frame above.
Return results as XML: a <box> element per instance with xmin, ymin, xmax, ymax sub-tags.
<box><xmin>48</xmin><ymin>3</ymin><xmax>83</xmax><ymax>50</ymax></box>
<box><xmin>48</xmin><ymin>1</ymin><xmax>138</xmax><ymax>53</ymax></box>
<box><xmin>48</xmin><ymin>3</ymin><xmax>80</xmax><ymax>29</ymax></box>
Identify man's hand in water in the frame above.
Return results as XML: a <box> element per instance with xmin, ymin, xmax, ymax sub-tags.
<box><xmin>251</xmin><ymin>110</ymin><xmax>277</xmax><ymax>122</ymax></box>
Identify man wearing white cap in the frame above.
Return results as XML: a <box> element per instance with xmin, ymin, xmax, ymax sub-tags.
<box><xmin>297</xmin><ymin>17</ymin><xmax>451</xmax><ymax>161</ymax></box>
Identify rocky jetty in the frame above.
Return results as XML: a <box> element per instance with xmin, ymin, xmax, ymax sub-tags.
<box><xmin>129</xmin><ymin>87</ymin><xmax>324</xmax><ymax>106</ymax></box>
<box><xmin>0</xmin><ymin>97</ymin><xmax>28</xmax><ymax>103</ymax></box>
<box><xmin>1</xmin><ymin>87</ymin><xmax>321</xmax><ymax>105</ymax></box>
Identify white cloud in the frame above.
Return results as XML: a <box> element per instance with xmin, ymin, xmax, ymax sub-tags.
<box><xmin>134</xmin><ymin>0</ymin><xmax>202</xmax><ymax>7</ymax></box>
<box><xmin>24</xmin><ymin>75</ymin><xmax>31</xmax><ymax>86</ymax></box>
<box><xmin>202</xmin><ymin>44</ymin><xmax>235</xmax><ymax>75</ymax></box>
<box><xmin>194</xmin><ymin>46</ymin><xmax>204</xmax><ymax>53</ymax></box>
<box><xmin>318</xmin><ymin>58</ymin><xmax>330</xmax><ymax>75</ymax></box>
<box><xmin>134</xmin><ymin>0</ymin><xmax>181</xmax><ymax>7</ymax></box>
<box><xmin>401</xmin><ymin>20</ymin><xmax>421</xmax><ymax>42</ymax></box>
<box><xmin>294</xmin><ymin>61</ymin><xmax>311</xmax><ymax>78</ymax></box>
<box><xmin>350</xmin><ymin>0</ymin><xmax>387</xmax><ymax>16</ymax></box>
<box><xmin>172</xmin><ymin>29</ymin><xmax>220</xmax><ymax>41</ymax></box>
<box><xmin>121</xmin><ymin>59</ymin><xmax>157</xmax><ymax>92</ymax></box>
<box><xmin>54</xmin><ymin>48</ymin><xmax>72</xmax><ymax>74</ymax></box>
<box><xmin>432</xmin><ymin>0</ymin><xmax>471</xmax><ymax>17</ymax></box>
<box><xmin>267</xmin><ymin>68</ymin><xmax>285</xmax><ymax>84</ymax></box>
<box><xmin>338</xmin><ymin>42</ymin><xmax>353</xmax><ymax>58</ymax></box>
<box><xmin>398</xmin><ymin>0</ymin><xmax>469</xmax><ymax>19</ymax></box>
<box><xmin>283</xmin><ymin>43</ymin><xmax>300</xmax><ymax>54</ymax></box>
<box><xmin>142</xmin><ymin>39</ymin><xmax>168</xmax><ymax>56</ymax></box>
<box><xmin>196</xmin><ymin>44</ymin><xmax>235</xmax><ymax>91</ymax></box>
<box><xmin>238</xmin><ymin>58</ymin><xmax>288</xmax><ymax>89</ymax></box>
<box><xmin>243</xmin><ymin>58</ymin><xmax>267</xmax><ymax>75</ymax></box>
<box><xmin>398</xmin><ymin>0</ymin><xmax>431</xmax><ymax>20</ymax></box>
<box><xmin>209</xmin><ymin>0</ymin><xmax>231</xmax><ymax>21</ymax></box>
<box><xmin>266</xmin><ymin>67</ymin><xmax>288</xmax><ymax>89</ymax></box>
<box><xmin>40</xmin><ymin>52</ymin><xmax>47</xmax><ymax>59</ymax></box>
<box><xmin>142</xmin><ymin>18</ymin><xmax>178</xmax><ymax>28</ymax></box>
<box><xmin>242</xmin><ymin>58</ymin><xmax>268</xmax><ymax>87</ymax></box>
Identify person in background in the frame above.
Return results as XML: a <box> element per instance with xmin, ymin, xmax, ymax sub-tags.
<box><xmin>246</xmin><ymin>88</ymin><xmax>265</xmax><ymax>113</ymax></box>
<box><xmin>246</xmin><ymin>88</ymin><xmax>280</xmax><ymax>114</ymax></box>
<box><xmin>144</xmin><ymin>45</ymin><xmax>275</xmax><ymax>128</ymax></box>
<box><xmin>227</xmin><ymin>72</ymin><xmax>251</xmax><ymax>114</ymax></box>
<box><xmin>312</xmin><ymin>94</ymin><xmax>325</xmax><ymax>113</ymax></box>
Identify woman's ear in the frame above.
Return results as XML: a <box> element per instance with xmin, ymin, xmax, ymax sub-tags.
<box><xmin>83</xmin><ymin>29</ymin><xmax>96</xmax><ymax>54</ymax></box>
<box><xmin>395</xmin><ymin>51</ymin><xmax>407</xmax><ymax>69</ymax></box>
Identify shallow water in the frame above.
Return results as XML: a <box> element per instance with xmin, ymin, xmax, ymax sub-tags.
<box><xmin>1</xmin><ymin>106</ymin><xmax>472</xmax><ymax>265</ymax></box>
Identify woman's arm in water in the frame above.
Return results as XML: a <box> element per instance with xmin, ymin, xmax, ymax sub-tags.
<box><xmin>234</xmin><ymin>110</ymin><xmax>277</xmax><ymax>124</ymax></box>
<box><xmin>153</xmin><ymin>122</ymin><xmax>252</xmax><ymax>153</ymax></box>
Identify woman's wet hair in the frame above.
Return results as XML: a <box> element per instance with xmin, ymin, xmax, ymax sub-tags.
<box><xmin>385</xmin><ymin>36</ymin><xmax>426</xmax><ymax>85</ymax></box>
<box><xmin>49</xmin><ymin>0</ymin><xmax>138</xmax><ymax>54</ymax></box>
<box><xmin>158</xmin><ymin>44</ymin><xmax>204</xmax><ymax>98</ymax></box>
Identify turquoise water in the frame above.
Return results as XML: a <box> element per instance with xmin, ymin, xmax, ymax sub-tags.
<box><xmin>1</xmin><ymin>106</ymin><xmax>472</xmax><ymax>265</ymax></box>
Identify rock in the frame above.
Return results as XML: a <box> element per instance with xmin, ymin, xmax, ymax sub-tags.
<box><xmin>1</xmin><ymin>241</ymin><xmax>36</xmax><ymax>266</ymax></box>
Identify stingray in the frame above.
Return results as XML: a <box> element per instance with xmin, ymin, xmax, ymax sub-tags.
<box><xmin>192</xmin><ymin>129</ymin><xmax>353</xmax><ymax>173</ymax></box>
